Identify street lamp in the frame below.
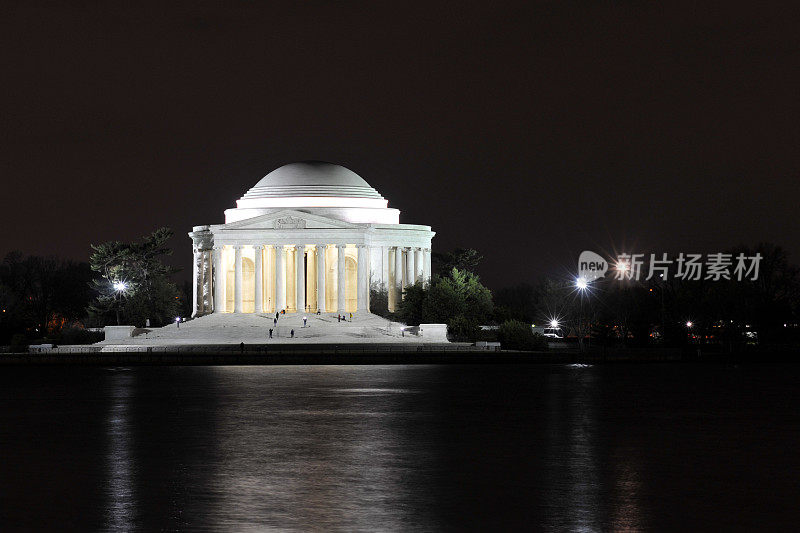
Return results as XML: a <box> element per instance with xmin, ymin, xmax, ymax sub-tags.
<box><xmin>550</xmin><ymin>319</ymin><xmax>559</xmax><ymax>328</ymax></box>
<box><xmin>112</xmin><ymin>281</ymin><xmax>127</xmax><ymax>325</ymax></box>
<box><xmin>575</xmin><ymin>277</ymin><xmax>588</xmax><ymax>291</ymax></box>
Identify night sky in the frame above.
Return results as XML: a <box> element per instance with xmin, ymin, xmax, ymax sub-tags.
<box><xmin>2</xmin><ymin>2</ymin><xmax>798</xmax><ymax>289</ymax></box>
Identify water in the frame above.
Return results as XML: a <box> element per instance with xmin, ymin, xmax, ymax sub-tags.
<box><xmin>1</xmin><ymin>363</ymin><xmax>799</xmax><ymax>531</ymax></box>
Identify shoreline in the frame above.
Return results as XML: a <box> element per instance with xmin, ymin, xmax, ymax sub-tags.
<box><xmin>1</xmin><ymin>344</ymin><xmax>798</xmax><ymax>365</ymax></box>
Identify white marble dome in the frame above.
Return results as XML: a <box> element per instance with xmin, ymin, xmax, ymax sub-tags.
<box><xmin>227</xmin><ymin>161</ymin><xmax>398</xmax><ymax>224</ymax></box>
<box><xmin>241</xmin><ymin>161</ymin><xmax>385</xmax><ymax>200</ymax></box>
<box><xmin>190</xmin><ymin>160</ymin><xmax>435</xmax><ymax>318</ymax></box>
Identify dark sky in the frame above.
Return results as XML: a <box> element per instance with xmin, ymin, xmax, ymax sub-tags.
<box><xmin>2</xmin><ymin>2</ymin><xmax>798</xmax><ymax>289</ymax></box>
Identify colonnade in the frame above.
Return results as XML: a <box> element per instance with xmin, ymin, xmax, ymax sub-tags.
<box><xmin>192</xmin><ymin>244</ymin><xmax>431</xmax><ymax>316</ymax></box>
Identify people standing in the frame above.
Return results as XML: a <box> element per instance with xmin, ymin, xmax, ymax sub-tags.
<box><xmin>290</xmin><ymin>329</ymin><xmax>295</xmax><ymax>338</ymax></box>
<box><xmin>274</xmin><ymin>317</ymin><xmax>277</xmax><ymax>327</ymax></box>
<box><xmin>303</xmin><ymin>316</ymin><xmax>307</xmax><ymax>327</ymax></box>
<box><xmin>269</xmin><ymin>328</ymin><xmax>273</xmax><ymax>339</ymax></box>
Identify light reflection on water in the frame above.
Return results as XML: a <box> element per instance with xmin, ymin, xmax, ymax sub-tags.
<box><xmin>105</xmin><ymin>371</ymin><xmax>136</xmax><ymax>531</ymax></box>
<box><xmin>206</xmin><ymin>366</ymin><xmax>430</xmax><ymax>531</ymax></box>
<box><xmin>1</xmin><ymin>364</ymin><xmax>800</xmax><ymax>531</ymax></box>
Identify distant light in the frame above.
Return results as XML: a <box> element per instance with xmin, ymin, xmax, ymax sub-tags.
<box><xmin>616</xmin><ymin>262</ymin><xmax>630</xmax><ymax>272</ymax></box>
<box><xmin>550</xmin><ymin>319</ymin><xmax>559</xmax><ymax>328</ymax></box>
<box><xmin>113</xmin><ymin>281</ymin><xmax>127</xmax><ymax>292</ymax></box>
<box><xmin>686</xmin><ymin>321</ymin><xmax>693</xmax><ymax>328</ymax></box>
<box><xmin>175</xmin><ymin>317</ymin><xmax>181</xmax><ymax>322</ymax></box>
<box><xmin>575</xmin><ymin>277</ymin><xmax>588</xmax><ymax>290</ymax></box>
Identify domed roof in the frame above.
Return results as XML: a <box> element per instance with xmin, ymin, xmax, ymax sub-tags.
<box><xmin>240</xmin><ymin>161</ymin><xmax>384</xmax><ymax>201</ymax></box>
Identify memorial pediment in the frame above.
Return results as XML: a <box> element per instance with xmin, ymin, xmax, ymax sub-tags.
<box><xmin>222</xmin><ymin>210</ymin><xmax>356</xmax><ymax>230</ymax></box>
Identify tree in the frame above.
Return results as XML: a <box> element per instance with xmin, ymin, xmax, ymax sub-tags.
<box><xmin>369</xmin><ymin>281</ymin><xmax>391</xmax><ymax>318</ymax></box>
<box><xmin>0</xmin><ymin>252</ymin><xmax>96</xmax><ymax>342</ymax></box>
<box><xmin>395</xmin><ymin>267</ymin><xmax>493</xmax><ymax>342</ymax></box>
<box><xmin>89</xmin><ymin>227</ymin><xmax>179</xmax><ymax>327</ymax></box>
<box><xmin>431</xmin><ymin>248</ymin><xmax>483</xmax><ymax>275</ymax></box>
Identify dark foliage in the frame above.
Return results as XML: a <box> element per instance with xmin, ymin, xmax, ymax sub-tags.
<box><xmin>498</xmin><ymin>320</ymin><xmax>548</xmax><ymax>351</ymax></box>
<box><xmin>0</xmin><ymin>252</ymin><xmax>97</xmax><ymax>343</ymax></box>
<box><xmin>369</xmin><ymin>282</ymin><xmax>391</xmax><ymax>318</ymax></box>
<box><xmin>431</xmin><ymin>248</ymin><xmax>483</xmax><ymax>276</ymax></box>
<box><xmin>88</xmin><ymin>227</ymin><xmax>180</xmax><ymax>327</ymax></box>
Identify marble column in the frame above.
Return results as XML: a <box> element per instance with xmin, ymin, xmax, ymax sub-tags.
<box><xmin>316</xmin><ymin>244</ymin><xmax>326</xmax><ymax>312</ymax></box>
<box><xmin>213</xmin><ymin>246</ymin><xmax>224</xmax><ymax>312</ymax></box>
<box><xmin>337</xmin><ymin>244</ymin><xmax>346</xmax><ymax>312</ymax></box>
<box><xmin>275</xmin><ymin>245</ymin><xmax>285</xmax><ymax>312</ymax></box>
<box><xmin>233</xmin><ymin>245</ymin><xmax>243</xmax><ymax>313</ymax></box>
<box><xmin>414</xmin><ymin>247</ymin><xmax>423</xmax><ymax>284</ymax></box>
<box><xmin>203</xmin><ymin>250</ymin><xmax>212</xmax><ymax>312</ymax></box>
<box><xmin>357</xmin><ymin>245</ymin><xmax>369</xmax><ymax>311</ymax></box>
<box><xmin>381</xmin><ymin>246</ymin><xmax>390</xmax><ymax>288</ymax></box>
<box><xmin>405</xmin><ymin>247</ymin><xmax>414</xmax><ymax>288</ymax></box>
<box><xmin>394</xmin><ymin>245</ymin><xmax>403</xmax><ymax>301</ymax></box>
<box><xmin>254</xmin><ymin>245</ymin><xmax>263</xmax><ymax>314</ymax></box>
<box><xmin>192</xmin><ymin>247</ymin><xmax>201</xmax><ymax>317</ymax></box>
<box><xmin>295</xmin><ymin>244</ymin><xmax>305</xmax><ymax>313</ymax></box>
<box><xmin>423</xmin><ymin>248</ymin><xmax>431</xmax><ymax>285</ymax></box>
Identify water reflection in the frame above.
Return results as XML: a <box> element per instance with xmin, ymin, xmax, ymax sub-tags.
<box><xmin>3</xmin><ymin>364</ymin><xmax>798</xmax><ymax>530</ymax></box>
<box><xmin>611</xmin><ymin>455</ymin><xmax>642</xmax><ymax>531</ymax></box>
<box><xmin>543</xmin><ymin>366</ymin><xmax>601</xmax><ymax>531</ymax></box>
<box><xmin>105</xmin><ymin>370</ymin><xmax>136</xmax><ymax>531</ymax></box>
<box><xmin>207</xmin><ymin>366</ymin><xmax>433</xmax><ymax>531</ymax></box>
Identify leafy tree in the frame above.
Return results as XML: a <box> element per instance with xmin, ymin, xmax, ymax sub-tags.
<box><xmin>398</xmin><ymin>282</ymin><xmax>428</xmax><ymax>325</ymax></box>
<box><xmin>395</xmin><ymin>267</ymin><xmax>493</xmax><ymax>342</ymax></box>
<box><xmin>457</xmin><ymin>268</ymin><xmax>493</xmax><ymax>323</ymax></box>
<box><xmin>420</xmin><ymin>276</ymin><xmax>465</xmax><ymax>323</ymax></box>
<box><xmin>89</xmin><ymin>227</ymin><xmax>179</xmax><ymax>327</ymax></box>
<box><xmin>431</xmin><ymin>248</ymin><xmax>483</xmax><ymax>275</ymax></box>
<box><xmin>369</xmin><ymin>281</ymin><xmax>391</xmax><ymax>318</ymax></box>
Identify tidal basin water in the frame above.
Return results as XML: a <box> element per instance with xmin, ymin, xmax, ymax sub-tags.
<box><xmin>1</xmin><ymin>364</ymin><xmax>799</xmax><ymax>531</ymax></box>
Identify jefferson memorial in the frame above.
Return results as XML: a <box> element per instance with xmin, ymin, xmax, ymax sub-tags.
<box><xmin>188</xmin><ymin>161</ymin><xmax>435</xmax><ymax>317</ymax></box>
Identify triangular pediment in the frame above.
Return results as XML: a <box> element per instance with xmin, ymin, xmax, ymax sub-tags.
<box><xmin>222</xmin><ymin>210</ymin><xmax>357</xmax><ymax>230</ymax></box>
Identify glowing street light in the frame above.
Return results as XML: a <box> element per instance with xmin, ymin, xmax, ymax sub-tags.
<box><xmin>112</xmin><ymin>281</ymin><xmax>128</xmax><ymax>325</ymax></box>
<box><xmin>550</xmin><ymin>319</ymin><xmax>559</xmax><ymax>328</ymax></box>
<box><xmin>575</xmin><ymin>277</ymin><xmax>588</xmax><ymax>290</ymax></box>
<box><xmin>686</xmin><ymin>321</ymin><xmax>693</xmax><ymax>328</ymax></box>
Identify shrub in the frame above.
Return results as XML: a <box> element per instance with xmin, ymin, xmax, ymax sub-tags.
<box><xmin>498</xmin><ymin>320</ymin><xmax>548</xmax><ymax>351</ymax></box>
<box><xmin>447</xmin><ymin>316</ymin><xmax>480</xmax><ymax>342</ymax></box>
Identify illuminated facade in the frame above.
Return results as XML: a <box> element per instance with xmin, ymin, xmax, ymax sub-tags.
<box><xmin>189</xmin><ymin>161</ymin><xmax>435</xmax><ymax>316</ymax></box>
